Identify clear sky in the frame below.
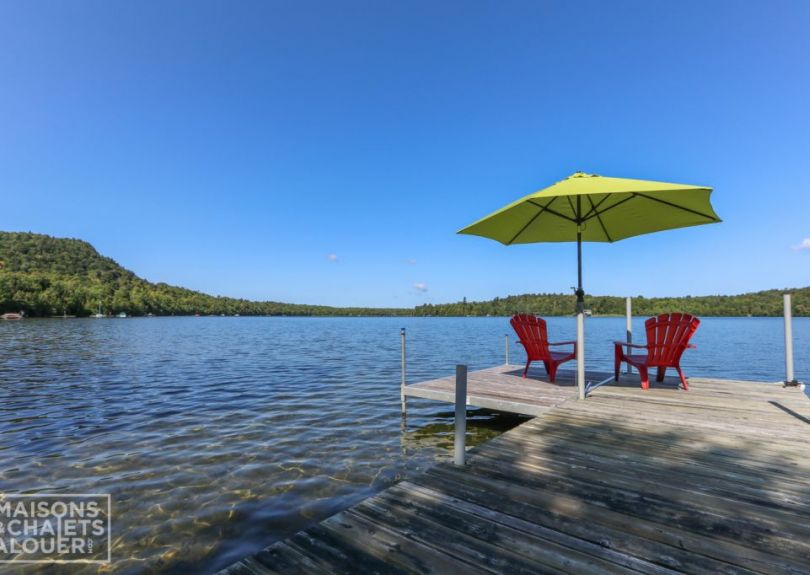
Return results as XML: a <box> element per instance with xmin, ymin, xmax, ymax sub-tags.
<box><xmin>1</xmin><ymin>1</ymin><xmax>809</xmax><ymax>308</ymax></box>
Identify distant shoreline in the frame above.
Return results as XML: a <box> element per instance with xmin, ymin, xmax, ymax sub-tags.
<box><xmin>11</xmin><ymin>314</ymin><xmax>808</xmax><ymax>320</ymax></box>
<box><xmin>2</xmin><ymin>232</ymin><xmax>808</xmax><ymax>318</ymax></box>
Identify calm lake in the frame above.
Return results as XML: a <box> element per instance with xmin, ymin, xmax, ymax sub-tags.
<box><xmin>1</xmin><ymin>316</ymin><xmax>808</xmax><ymax>573</ymax></box>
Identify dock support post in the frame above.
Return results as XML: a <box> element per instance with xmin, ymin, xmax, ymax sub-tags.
<box><xmin>400</xmin><ymin>328</ymin><xmax>407</xmax><ymax>413</ymax></box>
<box><xmin>505</xmin><ymin>334</ymin><xmax>509</xmax><ymax>365</ymax></box>
<box><xmin>625</xmin><ymin>297</ymin><xmax>632</xmax><ymax>374</ymax></box>
<box><xmin>784</xmin><ymin>295</ymin><xmax>798</xmax><ymax>386</ymax></box>
<box><xmin>454</xmin><ymin>364</ymin><xmax>467</xmax><ymax>466</ymax></box>
<box><xmin>576</xmin><ymin>312</ymin><xmax>585</xmax><ymax>400</ymax></box>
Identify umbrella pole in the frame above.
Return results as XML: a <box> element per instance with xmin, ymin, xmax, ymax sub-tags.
<box><xmin>576</xmin><ymin>228</ymin><xmax>585</xmax><ymax>400</ymax></box>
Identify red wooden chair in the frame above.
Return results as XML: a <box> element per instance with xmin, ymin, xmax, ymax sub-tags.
<box><xmin>614</xmin><ymin>313</ymin><xmax>700</xmax><ymax>390</ymax></box>
<box><xmin>510</xmin><ymin>314</ymin><xmax>576</xmax><ymax>382</ymax></box>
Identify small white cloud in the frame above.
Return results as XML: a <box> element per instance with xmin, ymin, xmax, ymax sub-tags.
<box><xmin>404</xmin><ymin>258</ymin><xmax>417</xmax><ymax>265</ymax></box>
<box><xmin>327</xmin><ymin>254</ymin><xmax>338</xmax><ymax>262</ymax></box>
<box><xmin>413</xmin><ymin>282</ymin><xmax>428</xmax><ymax>292</ymax></box>
<box><xmin>793</xmin><ymin>238</ymin><xmax>810</xmax><ymax>251</ymax></box>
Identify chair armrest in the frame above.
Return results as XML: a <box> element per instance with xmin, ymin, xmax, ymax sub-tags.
<box><xmin>549</xmin><ymin>340</ymin><xmax>576</xmax><ymax>346</ymax></box>
<box><xmin>613</xmin><ymin>341</ymin><xmax>648</xmax><ymax>349</ymax></box>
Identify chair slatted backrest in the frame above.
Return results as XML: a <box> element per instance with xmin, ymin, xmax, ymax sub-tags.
<box><xmin>644</xmin><ymin>313</ymin><xmax>700</xmax><ymax>364</ymax></box>
<box><xmin>510</xmin><ymin>314</ymin><xmax>550</xmax><ymax>359</ymax></box>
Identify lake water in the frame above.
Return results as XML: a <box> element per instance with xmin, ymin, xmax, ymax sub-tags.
<box><xmin>1</xmin><ymin>316</ymin><xmax>808</xmax><ymax>573</ymax></box>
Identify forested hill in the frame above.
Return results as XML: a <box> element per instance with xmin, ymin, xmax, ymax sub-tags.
<box><xmin>0</xmin><ymin>232</ymin><xmax>807</xmax><ymax>317</ymax></box>
<box><xmin>0</xmin><ymin>232</ymin><xmax>407</xmax><ymax>317</ymax></box>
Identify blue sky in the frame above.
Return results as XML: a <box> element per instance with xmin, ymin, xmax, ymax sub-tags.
<box><xmin>1</xmin><ymin>1</ymin><xmax>809</xmax><ymax>307</ymax></box>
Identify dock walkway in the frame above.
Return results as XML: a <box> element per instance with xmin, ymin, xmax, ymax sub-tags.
<box><xmin>222</xmin><ymin>369</ymin><xmax>810</xmax><ymax>574</ymax></box>
<box><xmin>401</xmin><ymin>363</ymin><xmax>583</xmax><ymax>416</ymax></box>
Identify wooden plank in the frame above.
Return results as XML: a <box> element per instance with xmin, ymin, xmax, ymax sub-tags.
<box><xmin>489</xmin><ymin>425</ymin><xmax>810</xmax><ymax>502</ymax></box>
<box><xmin>350</xmin><ymin>496</ymin><xmax>570</xmax><ymax>575</ymax></box>
<box><xmin>402</xmin><ymin>386</ymin><xmax>556</xmax><ymax>417</ymax></box>
<box><xmin>316</xmin><ymin>510</ymin><xmax>490</xmax><ymax>575</ymax></box>
<box><xmin>409</xmin><ymin>470</ymin><xmax>767</xmax><ymax>575</ymax></box>
<box><xmin>281</xmin><ymin>522</ymin><xmax>411</xmax><ymax>574</ymax></box>
<box><xmin>418</xmin><ymin>465</ymin><xmax>801</xmax><ymax>575</ymax></box>
<box><xmin>403</xmin><ymin>364</ymin><xmax>580</xmax><ymax>417</ymax></box>
<box><xmin>515</xmin><ymin>411</ymin><xmax>810</xmax><ymax>465</ymax></box>
<box><xmin>467</xmin><ymin>443</ymin><xmax>810</xmax><ymax>538</ymax></box>
<box><xmin>374</xmin><ymin>482</ymin><xmax>679</xmax><ymax>575</ymax></box>
<box><xmin>250</xmin><ymin>543</ymin><xmax>333</xmax><ymax>575</ymax></box>
<box><xmin>452</xmin><ymin>457</ymin><xmax>810</xmax><ymax>566</ymax></box>
<box><xmin>548</xmin><ymin>403</ymin><xmax>810</xmax><ymax>449</ymax></box>
<box><xmin>217</xmin><ymin>556</ymin><xmax>278</xmax><ymax>575</ymax></box>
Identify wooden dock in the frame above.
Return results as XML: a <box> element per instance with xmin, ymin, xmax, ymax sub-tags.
<box><xmin>401</xmin><ymin>364</ymin><xmax>579</xmax><ymax>416</ymax></box>
<box><xmin>399</xmin><ymin>363</ymin><xmax>684</xmax><ymax>416</ymax></box>
<box><xmin>221</xmin><ymin>368</ymin><xmax>810</xmax><ymax>575</ymax></box>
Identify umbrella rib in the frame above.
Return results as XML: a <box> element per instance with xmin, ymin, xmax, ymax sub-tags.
<box><xmin>507</xmin><ymin>197</ymin><xmax>557</xmax><ymax>244</ymax></box>
<box><xmin>582</xmin><ymin>194</ymin><xmax>611</xmax><ymax>220</ymax></box>
<box><xmin>587</xmin><ymin>196</ymin><xmax>613</xmax><ymax>242</ymax></box>
<box><xmin>526</xmin><ymin>199</ymin><xmax>577</xmax><ymax>223</ymax></box>
<box><xmin>584</xmin><ymin>193</ymin><xmax>637</xmax><ymax>220</ymax></box>
<box><xmin>635</xmin><ymin>193</ymin><xmax>719</xmax><ymax>221</ymax></box>
<box><xmin>565</xmin><ymin>196</ymin><xmax>578</xmax><ymax>220</ymax></box>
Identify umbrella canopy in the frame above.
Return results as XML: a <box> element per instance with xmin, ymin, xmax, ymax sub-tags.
<box><xmin>458</xmin><ymin>171</ymin><xmax>721</xmax><ymax>399</ymax></box>
<box><xmin>458</xmin><ymin>171</ymin><xmax>720</xmax><ymax>244</ymax></box>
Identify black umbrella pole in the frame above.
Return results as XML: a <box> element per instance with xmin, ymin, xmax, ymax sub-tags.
<box><xmin>575</xmin><ymin>228</ymin><xmax>586</xmax><ymax>400</ymax></box>
<box><xmin>576</xmin><ymin>231</ymin><xmax>585</xmax><ymax>313</ymax></box>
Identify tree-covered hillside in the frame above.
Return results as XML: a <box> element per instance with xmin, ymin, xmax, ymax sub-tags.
<box><xmin>0</xmin><ymin>232</ymin><xmax>408</xmax><ymax>317</ymax></box>
<box><xmin>0</xmin><ymin>231</ymin><xmax>806</xmax><ymax>317</ymax></box>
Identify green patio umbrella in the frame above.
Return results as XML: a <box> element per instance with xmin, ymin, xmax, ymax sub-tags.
<box><xmin>458</xmin><ymin>171</ymin><xmax>721</xmax><ymax>399</ymax></box>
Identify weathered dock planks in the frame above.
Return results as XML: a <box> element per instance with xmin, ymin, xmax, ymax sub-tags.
<box><xmin>400</xmin><ymin>364</ymin><xmax>656</xmax><ymax>416</ymax></box>
<box><xmin>220</xmin><ymin>371</ymin><xmax>810</xmax><ymax>575</ymax></box>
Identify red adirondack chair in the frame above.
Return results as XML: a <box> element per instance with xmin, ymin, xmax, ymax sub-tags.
<box><xmin>511</xmin><ymin>314</ymin><xmax>576</xmax><ymax>382</ymax></box>
<box><xmin>614</xmin><ymin>313</ymin><xmax>700</xmax><ymax>390</ymax></box>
